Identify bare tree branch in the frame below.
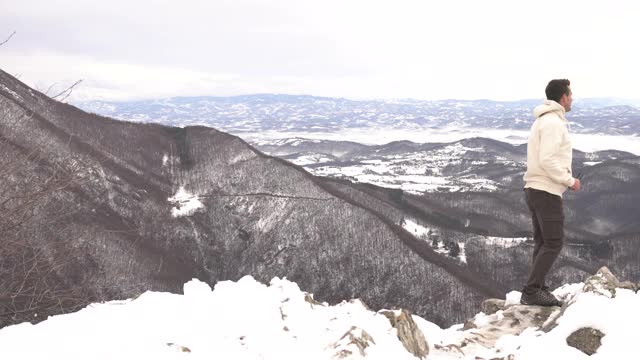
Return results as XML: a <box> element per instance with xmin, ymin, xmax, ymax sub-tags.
<box><xmin>0</xmin><ymin>30</ymin><xmax>16</xmax><ymax>47</ymax></box>
<box><xmin>44</xmin><ymin>82</ymin><xmax>59</xmax><ymax>96</ymax></box>
<box><xmin>50</xmin><ymin>80</ymin><xmax>83</xmax><ymax>101</ymax></box>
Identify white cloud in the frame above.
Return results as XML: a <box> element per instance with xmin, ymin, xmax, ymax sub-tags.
<box><xmin>2</xmin><ymin>0</ymin><xmax>640</xmax><ymax>101</ymax></box>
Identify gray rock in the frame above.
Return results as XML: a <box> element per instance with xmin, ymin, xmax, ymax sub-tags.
<box><xmin>481</xmin><ymin>299</ymin><xmax>506</xmax><ymax>315</ymax></box>
<box><xmin>463</xmin><ymin>304</ymin><xmax>559</xmax><ymax>348</ymax></box>
<box><xmin>566</xmin><ymin>327</ymin><xmax>605</xmax><ymax>355</ymax></box>
<box><xmin>431</xmin><ymin>304</ymin><xmax>560</xmax><ymax>358</ymax></box>
<box><xmin>462</xmin><ymin>319</ymin><xmax>477</xmax><ymax>330</ymax></box>
<box><xmin>583</xmin><ymin>266</ymin><xmax>638</xmax><ymax>298</ymax></box>
<box><xmin>166</xmin><ymin>343</ymin><xmax>191</xmax><ymax>353</ymax></box>
<box><xmin>619</xmin><ymin>281</ymin><xmax>639</xmax><ymax>292</ymax></box>
<box><xmin>380</xmin><ymin>309</ymin><xmax>429</xmax><ymax>359</ymax></box>
<box><xmin>304</xmin><ymin>293</ymin><xmax>324</xmax><ymax>308</ymax></box>
<box><xmin>332</xmin><ymin>326</ymin><xmax>376</xmax><ymax>358</ymax></box>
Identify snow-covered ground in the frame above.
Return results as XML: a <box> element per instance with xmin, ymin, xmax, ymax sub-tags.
<box><xmin>292</xmin><ymin>146</ymin><xmax>501</xmax><ymax>194</ymax></box>
<box><xmin>2</xmin><ymin>272</ymin><xmax>635</xmax><ymax>359</ymax></box>
<box><xmin>288</xmin><ymin>153</ymin><xmax>336</xmax><ymax>166</ymax></box>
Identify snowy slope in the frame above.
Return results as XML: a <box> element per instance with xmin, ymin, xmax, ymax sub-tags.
<box><xmin>1</xmin><ymin>269</ymin><xmax>637</xmax><ymax>359</ymax></box>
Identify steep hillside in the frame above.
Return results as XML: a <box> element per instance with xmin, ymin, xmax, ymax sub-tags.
<box><xmin>1</xmin><ymin>69</ymin><xmax>502</xmax><ymax>328</ymax></box>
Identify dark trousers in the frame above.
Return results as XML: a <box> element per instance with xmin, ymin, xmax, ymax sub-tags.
<box><xmin>523</xmin><ymin>188</ymin><xmax>564</xmax><ymax>294</ymax></box>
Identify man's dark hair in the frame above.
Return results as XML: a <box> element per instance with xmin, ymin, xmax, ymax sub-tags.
<box><xmin>545</xmin><ymin>79</ymin><xmax>571</xmax><ymax>103</ymax></box>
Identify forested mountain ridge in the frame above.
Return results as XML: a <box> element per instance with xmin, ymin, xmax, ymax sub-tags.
<box><xmin>1</xmin><ymin>69</ymin><xmax>501</xmax><ymax>328</ymax></box>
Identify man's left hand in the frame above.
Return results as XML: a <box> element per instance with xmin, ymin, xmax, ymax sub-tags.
<box><xmin>570</xmin><ymin>178</ymin><xmax>581</xmax><ymax>192</ymax></box>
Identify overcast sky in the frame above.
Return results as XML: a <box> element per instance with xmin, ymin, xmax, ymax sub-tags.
<box><xmin>1</xmin><ymin>0</ymin><xmax>639</xmax><ymax>102</ymax></box>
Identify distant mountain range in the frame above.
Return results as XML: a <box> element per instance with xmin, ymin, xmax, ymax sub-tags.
<box><xmin>77</xmin><ymin>94</ymin><xmax>640</xmax><ymax>136</ymax></box>
<box><xmin>252</xmin><ymin>137</ymin><xmax>636</xmax><ymax>194</ymax></box>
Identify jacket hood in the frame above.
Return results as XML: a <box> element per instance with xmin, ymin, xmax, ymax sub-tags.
<box><xmin>533</xmin><ymin>100</ymin><xmax>566</xmax><ymax>120</ymax></box>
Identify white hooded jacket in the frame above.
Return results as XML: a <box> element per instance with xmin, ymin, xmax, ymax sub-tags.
<box><xmin>523</xmin><ymin>100</ymin><xmax>575</xmax><ymax>197</ymax></box>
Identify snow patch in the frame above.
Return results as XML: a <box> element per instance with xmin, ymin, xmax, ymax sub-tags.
<box><xmin>458</xmin><ymin>242</ymin><xmax>467</xmax><ymax>264</ymax></box>
<box><xmin>289</xmin><ymin>153</ymin><xmax>334</xmax><ymax>166</ymax></box>
<box><xmin>401</xmin><ymin>218</ymin><xmax>430</xmax><ymax>239</ymax></box>
<box><xmin>0</xmin><ymin>84</ymin><xmax>22</xmax><ymax>101</ymax></box>
<box><xmin>583</xmin><ymin>161</ymin><xmax>602</xmax><ymax>166</ymax></box>
<box><xmin>482</xmin><ymin>236</ymin><xmax>528</xmax><ymax>248</ymax></box>
<box><xmin>168</xmin><ymin>187</ymin><xmax>204</xmax><ymax>217</ymax></box>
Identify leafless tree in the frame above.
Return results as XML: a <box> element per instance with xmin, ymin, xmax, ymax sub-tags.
<box><xmin>0</xmin><ymin>140</ymin><xmax>86</xmax><ymax>327</ymax></box>
<box><xmin>2</xmin><ymin>30</ymin><xmax>82</xmax><ymax>103</ymax></box>
<box><xmin>0</xmin><ymin>98</ymin><xmax>90</xmax><ymax>328</ymax></box>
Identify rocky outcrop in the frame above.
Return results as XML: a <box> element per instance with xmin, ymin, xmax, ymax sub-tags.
<box><xmin>556</xmin><ymin>266</ymin><xmax>634</xmax><ymax>355</ymax></box>
<box><xmin>538</xmin><ymin>266</ymin><xmax>638</xmax><ymax>332</ymax></box>
<box><xmin>332</xmin><ymin>326</ymin><xmax>376</xmax><ymax>358</ymax></box>
<box><xmin>583</xmin><ymin>266</ymin><xmax>638</xmax><ymax>297</ymax></box>
<box><xmin>436</xmin><ymin>267</ymin><xmax>636</xmax><ymax>359</ymax></box>
<box><xmin>457</xmin><ymin>302</ymin><xmax>559</xmax><ymax>350</ymax></box>
<box><xmin>380</xmin><ymin>309</ymin><xmax>429</xmax><ymax>359</ymax></box>
<box><xmin>566</xmin><ymin>327</ymin><xmax>605</xmax><ymax>356</ymax></box>
<box><xmin>480</xmin><ymin>298</ymin><xmax>505</xmax><ymax>315</ymax></box>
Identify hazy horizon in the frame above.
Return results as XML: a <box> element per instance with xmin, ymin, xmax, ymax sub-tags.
<box><xmin>70</xmin><ymin>91</ymin><xmax>640</xmax><ymax>107</ymax></box>
<box><xmin>2</xmin><ymin>1</ymin><xmax>640</xmax><ymax>102</ymax></box>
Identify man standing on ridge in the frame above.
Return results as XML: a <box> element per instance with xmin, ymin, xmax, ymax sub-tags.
<box><xmin>521</xmin><ymin>79</ymin><xmax>581</xmax><ymax>306</ymax></box>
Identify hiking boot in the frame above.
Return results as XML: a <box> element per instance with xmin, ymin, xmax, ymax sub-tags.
<box><xmin>520</xmin><ymin>289</ymin><xmax>562</xmax><ymax>307</ymax></box>
<box><xmin>541</xmin><ymin>287</ymin><xmax>564</xmax><ymax>306</ymax></box>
